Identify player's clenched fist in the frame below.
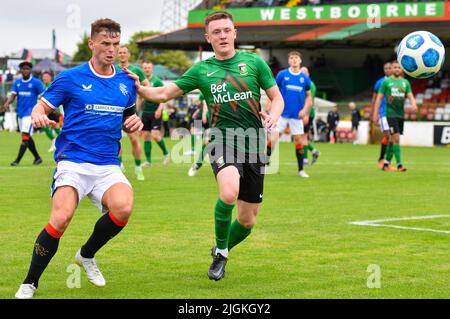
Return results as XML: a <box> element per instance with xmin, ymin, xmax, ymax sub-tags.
<box><xmin>123</xmin><ymin>114</ymin><xmax>144</xmax><ymax>133</ymax></box>
<box><xmin>31</xmin><ymin>112</ymin><xmax>56</xmax><ymax>128</ymax></box>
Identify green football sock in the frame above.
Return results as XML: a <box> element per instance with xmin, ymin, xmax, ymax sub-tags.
<box><xmin>43</xmin><ymin>127</ymin><xmax>54</xmax><ymax>140</ymax></box>
<box><xmin>118</xmin><ymin>156</ymin><xmax>122</xmax><ymax>164</ymax></box>
<box><xmin>157</xmin><ymin>139</ymin><xmax>168</xmax><ymax>155</ymax></box>
<box><xmin>393</xmin><ymin>144</ymin><xmax>402</xmax><ymax>165</ymax></box>
<box><xmin>303</xmin><ymin>146</ymin><xmax>309</xmax><ymax>159</ymax></box>
<box><xmin>307</xmin><ymin>143</ymin><xmax>314</xmax><ymax>151</ymax></box>
<box><xmin>228</xmin><ymin>219</ymin><xmax>252</xmax><ymax>250</ymax></box>
<box><xmin>386</xmin><ymin>143</ymin><xmax>394</xmax><ymax>162</ymax></box>
<box><xmin>144</xmin><ymin>141</ymin><xmax>152</xmax><ymax>162</ymax></box>
<box><xmin>191</xmin><ymin>134</ymin><xmax>196</xmax><ymax>152</ymax></box>
<box><xmin>214</xmin><ymin>199</ymin><xmax>234</xmax><ymax>250</ymax></box>
<box><xmin>196</xmin><ymin>143</ymin><xmax>207</xmax><ymax>167</ymax></box>
<box><xmin>135</xmin><ymin>159</ymin><xmax>141</xmax><ymax>167</ymax></box>
<box><xmin>54</xmin><ymin>128</ymin><xmax>61</xmax><ymax>135</ymax></box>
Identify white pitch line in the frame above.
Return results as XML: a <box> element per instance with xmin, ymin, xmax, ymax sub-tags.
<box><xmin>350</xmin><ymin>215</ymin><xmax>450</xmax><ymax>235</ymax></box>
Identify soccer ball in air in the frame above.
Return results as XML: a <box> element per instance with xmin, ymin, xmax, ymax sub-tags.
<box><xmin>396</xmin><ymin>31</ymin><xmax>445</xmax><ymax>79</ymax></box>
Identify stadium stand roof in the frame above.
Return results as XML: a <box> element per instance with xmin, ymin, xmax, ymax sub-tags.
<box><xmin>139</xmin><ymin>1</ymin><xmax>450</xmax><ymax>50</ymax></box>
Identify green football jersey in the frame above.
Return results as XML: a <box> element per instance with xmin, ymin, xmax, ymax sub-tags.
<box><xmin>143</xmin><ymin>75</ymin><xmax>164</xmax><ymax>113</ymax></box>
<box><xmin>116</xmin><ymin>64</ymin><xmax>146</xmax><ymax>83</ymax></box>
<box><xmin>379</xmin><ymin>76</ymin><xmax>411</xmax><ymax>118</ymax></box>
<box><xmin>175</xmin><ymin>51</ymin><xmax>276</xmax><ymax>153</ymax></box>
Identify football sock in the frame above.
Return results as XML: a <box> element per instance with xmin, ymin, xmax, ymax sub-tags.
<box><xmin>23</xmin><ymin>223</ymin><xmax>63</xmax><ymax>288</ymax></box>
<box><xmin>214</xmin><ymin>199</ymin><xmax>234</xmax><ymax>250</ymax></box>
<box><xmin>15</xmin><ymin>137</ymin><xmax>29</xmax><ymax>163</ymax></box>
<box><xmin>195</xmin><ymin>143</ymin><xmax>207</xmax><ymax>168</ymax></box>
<box><xmin>156</xmin><ymin>139</ymin><xmax>168</xmax><ymax>155</ymax></box>
<box><xmin>386</xmin><ymin>142</ymin><xmax>394</xmax><ymax>162</ymax></box>
<box><xmin>191</xmin><ymin>134</ymin><xmax>197</xmax><ymax>153</ymax></box>
<box><xmin>54</xmin><ymin>128</ymin><xmax>61</xmax><ymax>135</ymax></box>
<box><xmin>228</xmin><ymin>219</ymin><xmax>252</xmax><ymax>250</ymax></box>
<box><xmin>27</xmin><ymin>137</ymin><xmax>41</xmax><ymax>159</ymax></box>
<box><xmin>144</xmin><ymin>141</ymin><xmax>152</xmax><ymax>162</ymax></box>
<box><xmin>379</xmin><ymin>137</ymin><xmax>388</xmax><ymax>161</ymax></box>
<box><xmin>266</xmin><ymin>140</ymin><xmax>272</xmax><ymax>157</ymax></box>
<box><xmin>80</xmin><ymin>212</ymin><xmax>127</xmax><ymax>259</ymax></box>
<box><xmin>295</xmin><ymin>144</ymin><xmax>304</xmax><ymax>171</ymax></box>
<box><xmin>135</xmin><ymin>159</ymin><xmax>141</xmax><ymax>168</ymax></box>
<box><xmin>118</xmin><ymin>155</ymin><xmax>122</xmax><ymax>164</ymax></box>
<box><xmin>393</xmin><ymin>144</ymin><xmax>402</xmax><ymax>166</ymax></box>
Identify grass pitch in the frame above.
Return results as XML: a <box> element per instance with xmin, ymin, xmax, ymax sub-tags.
<box><xmin>0</xmin><ymin>131</ymin><xmax>449</xmax><ymax>299</ymax></box>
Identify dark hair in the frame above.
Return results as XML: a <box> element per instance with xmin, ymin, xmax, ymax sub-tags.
<box><xmin>19</xmin><ymin>61</ymin><xmax>33</xmax><ymax>69</ymax></box>
<box><xmin>204</xmin><ymin>11</ymin><xmax>233</xmax><ymax>30</ymax></box>
<box><xmin>91</xmin><ymin>18</ymin><xmax>121</xmax><ymax>39</ymax></box>
<box><xmin>42</xmin><ymin>71</ymin><xmax>52</xmax><ymax>77</ymax></box>
<box><xmin>288</xmin><ymin>51</ymin><xmax>302</xmax><ymax>59</ymax></box>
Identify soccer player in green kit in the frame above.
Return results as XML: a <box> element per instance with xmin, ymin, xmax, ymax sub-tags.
<box><xmin>41</xmin><ymin>71</ymin><xmax>63</xmax><ymax>152</ymax></box>
<box><xmin>188</xmin><ymin>91</ymin><xmax>211</xmax><ymax>176</ymax></box>
<box><xmin>126</xmin><ymin>11</ymin><xmax>284</xmax><ymax>281</ymax></box>
<box><xmin>141</xmin><ymin>61</ymin><xmax>169</xmax><ymax>166</ymax></box>
<box><xmin>300</xmin><ymin>66</ymin><xmax>320</xmax><ymax>165</ymax></box>
<box><xmin>373</xmin><ymin>61</ymin><xmax>417</xmax><ymax>171</ymax></box>
<box><xmin>117</xmin><ymin>45</ymin><xmax>149</xmax><ymax>180</ymax></box>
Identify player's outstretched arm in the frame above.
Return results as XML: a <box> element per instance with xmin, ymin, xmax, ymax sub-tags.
<box><xmin>31</xmin><ymin>100</ymin><xmax>57</xmax><ymax>128</ymax></box>
<box><xmin>125</xmin><ymin>68</ymin><xmax>183</xmax><ymax>103</ymax></box>
<box><xmin>2</xmin><ymin>93</ymin><xmax>16</xmax><ymax>111</ymax></box>
<box><xmin>407</xmin><ymin>93</ymin><xmax>418</xmax><ymax>113</ymax></box>
<box><xmin>299</xmin><ymin>90</ymin><xmax>312</xmax><ymax>122</ymax></box>
<box><xmin>372</xmin><ymin>93</ymin><xmax>383</xmax><ymax>125</ymax></box>
<box><xmin>260</xmin><ymin>85</ymin><xmax>284</xmax><ymax>130</ymax></box>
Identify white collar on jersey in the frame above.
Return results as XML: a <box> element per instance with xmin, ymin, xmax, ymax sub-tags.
<box><xmin>89</xmin><ymin>60</ymin><xmax>116</xmax><ymax>78</ymax></box>
<box><xmin>21</xmin><ymin>75</ymin><xmax>33</xmax><ymax>83</ymax></box>
<box><xmin>288</xmin><ymin>68</ymin><xmax>302</xmax><ymax>76</ymax></box>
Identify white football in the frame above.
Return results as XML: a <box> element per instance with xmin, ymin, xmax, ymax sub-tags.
<box><xmin>397</xmin><ymin>31</ymin><xmax>445</xmax><ymax>79</ymax></box>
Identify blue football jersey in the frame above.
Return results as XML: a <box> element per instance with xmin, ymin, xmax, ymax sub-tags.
<box><xmin>11</xmin><ymin>76</ymin><xmax>45</xmax><ymax>118</ymax></box>
<box><xmin>276</xmin><ymin>68</ymin><xmax>311</xmax><ymax>119</ymax></box>
<box><xmin>41</xmin><ymin>61</ymin><xmax>137</xmax><ymax>165</ymax></box>
<box><xmin>374</xmin><ymin>76</ymin><xmax>387</xmax><ymax>117</ymax></box>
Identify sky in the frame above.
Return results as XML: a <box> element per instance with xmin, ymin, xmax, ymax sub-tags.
<box><xmin>0</xmin><ymin>0</ymin><xmax>169</xmax><ymax>57</ymax></box>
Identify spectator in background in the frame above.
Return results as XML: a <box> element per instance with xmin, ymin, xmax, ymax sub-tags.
<box><xmin>349</xmin><ymin>101</ymin><xmax>361</xmax><ymax>144</ymax></box>
<box><xmin>327</xmin><ymin>106</ymin><xmax>339</xmax><ymax>144</ymax></box>
<box><xmin>6</xmin><ymin>69</ymin><xmax>14</xmax><ymax>84</ymax></box>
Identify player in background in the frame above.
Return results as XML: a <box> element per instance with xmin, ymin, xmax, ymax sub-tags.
<box><xmin>349</xmin><ymin>101</ymin><xmax>361</xmax><ymax>144</ymax></box>
<box><xmin>327</xmin><ymin>106</ymin><xmax>339</xmax><ymax>144</ymax></box>
<box><xmin>188</xmin><ymin>92</ymin><xmax>211</xmax><ymax>176</ymax></box>
<box><xmin>14</xmin><ymin>18</ymin><xmax>143</xmax><ymax>299</ymax></box>
<box><xmin>126</xmin><ymin>11</ymin><xmax>284</xmax><ymax>281</ymax></box>
<box><xmin>299</xmin><ymin>66</ymin><xmax>320</xmax><ymax>165</ymax></box>
<box><xmin>116</xmin><ymin>45</ymin><xmax>149</xmax><ymax>180</ymax></box>
<box><xmin>373</xmin><ymin>61</ymin><xmax>417</xmax><ymax>172</ymax></box>
<box><xmin>141</xmin><ymin>61</ymin><xmax>169</xmax><ymax>166</ymax></box>
<box><xmin>3</xmin><ymin>61</ymin><xmax>44</xmax><ymax>166</ymax></box>
<box><xmin>41</xmin><ymin>71</ymin><xmax>63</xmax><ymax>152</ymax></box>
<box><xmin>267</xmin><ymin>51</ymin><xmax>312</xmax><ymax>177</ymax></box>
<box><xmin>371</xmin><ymin>62</ymin><xmax>392</xmax><ymax>168</ymax></box>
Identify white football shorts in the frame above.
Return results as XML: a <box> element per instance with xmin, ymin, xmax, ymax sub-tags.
<box><xmin>51</xmin><ymin>161</ymin><xmax>132</xmax><ymax>213</ymax></box>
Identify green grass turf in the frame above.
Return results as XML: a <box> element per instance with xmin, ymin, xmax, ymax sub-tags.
<box><xmin>0</xmin><ymin>131</ymin><xmax>449</xmax><ymax>299</ymax></box>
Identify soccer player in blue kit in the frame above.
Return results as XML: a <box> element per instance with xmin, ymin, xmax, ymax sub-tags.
<box><xmin>267</xmin><ymin>51</ymin><xmax>312</xmax><ymax>177</ymax></box>
<box><xmin>371</xmin><ymin>62</ymin><xmax>392</xmax><ymax>168</ymax></box>
<box><xmin>3</xmin><ymin>61</ymin><xmax>44</xmax><ymax>166</ymax></box>
<box><xmin>15</xmin><ymin>18</ymin><xmax>143</xmax><ymax>299</ymax></box>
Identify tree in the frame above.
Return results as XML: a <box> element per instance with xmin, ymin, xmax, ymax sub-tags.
<box><xmin>127</xmin><ymin>31</ymin><xmax>193</xmax><ymax>71</ymax></box>
<box><xmin>127</xmin><ymin>31</ymin><xmax>160</xmax><ymax>61</ymax></box>
<box><xmin>72</xmin><ymin>33</ymin><xmax>91</xmax><ymax>62</ymax></box>
<box><xmin>147</xmin><ymin>50</ymin><xmax>193</xmax><ymax>70</ymax></box>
